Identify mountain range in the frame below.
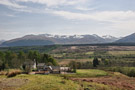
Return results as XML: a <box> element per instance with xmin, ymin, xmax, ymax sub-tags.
<box><xmin>0</xmin><ymin>33</ymin><xmax>135</xmax><ymax>47</ymax></box>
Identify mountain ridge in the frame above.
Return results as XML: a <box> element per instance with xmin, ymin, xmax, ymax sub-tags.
<box><xmin>3</xmin><ymin>33</ymin><xmax>135</xmax><ymax>47</ymax></box>
<box><xmin>1</xmin><ymin>34</ymin><xmax>119</xmax><ymax>47</ymax></box>
<box><xmin>115</xmin><ymin>33</ymin><xmax>135</xmax><ymax>43</ymax></box>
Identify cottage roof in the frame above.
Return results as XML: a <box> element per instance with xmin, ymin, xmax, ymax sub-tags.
<box><xmin>51</xmin><ymin>66</ymin><xmax>60</xmax><ymax>71</ymax></box>
<box><xmin>60</xmin><ymin>67</ymin><xmax>70</xmax><ymax>69</ymax></box>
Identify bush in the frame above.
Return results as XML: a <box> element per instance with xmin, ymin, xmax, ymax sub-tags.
<box><xmin>127</xmin><ymin>69</ymin><xmax>135</xmax><ymax>77</ymax></box>
<box><xmin>7</xmin><ymin>70</ymin><xmax>22</xmax><ymax>78</ymax></box>
<box><xmin>7</xmin><ymin>72</ymin><xmax>17</xmax><ymax>77</ymax></box>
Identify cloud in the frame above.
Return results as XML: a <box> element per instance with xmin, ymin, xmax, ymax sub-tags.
<box><xmin>16</xmin><ymin>0</ymin><xmax>89</xmax><ymax>7</ymax></box>
<box><xmin>75</xmin><ymin>7</ymin><xmax>96</xmax><ymax>11</ymax></box>
<box><xmin>50</xmin><ymin>10</ymin><xmax>135</xmax><ymax>22</ymax></box>
<box><xmin>0</xmin><ymin>0</ymin><xmax>26</xmax><ymax>8</ymax></box>
<box><xmin>1</xmin><ymin>0</ymin><xmax>135</xmax><ymax>23</ymax></box>
<box><xmin>49</xmin><ymin>10</ymin><xmax>135</xmax><ymax>34</ymax></box>
<box><xmin>0</xmin><ymin>0</ymin><xmax>91</xmax><ymax>14</ymax></box>
<box><xmin>0</xmin><ymin>0</ymin><xmax>135</xmax><ymax>37</ymax></box>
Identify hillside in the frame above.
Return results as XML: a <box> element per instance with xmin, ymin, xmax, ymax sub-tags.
<box><xmin>115</xmin><ymin>33</ymin><xmax>135</xmax><ymax>43</ymax></box>
<box><xmin>0</xmin><ymin>69</ymin><xmax>135</xmax><ymax>90</ymax></box>
<box><xmin>1</xmin><ymin>34</ymin><xmax>118</xmax><ymax>47</ymax></box>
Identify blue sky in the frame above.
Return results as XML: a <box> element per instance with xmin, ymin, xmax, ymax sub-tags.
<box><xmin>0</xmin><ymin>0</ymin><xmax>135</xmax><ymax>40</ymax></box>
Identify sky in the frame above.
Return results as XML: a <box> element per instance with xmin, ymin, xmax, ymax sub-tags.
<box><xmin>0</xmin><ymin>0</ymin><xmax>135</xmax><ymax>40</ymax></box>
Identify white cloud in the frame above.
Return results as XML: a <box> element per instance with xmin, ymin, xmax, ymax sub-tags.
<box><xmin>75</xmin><ymin>7</ymin><xmax>96</xmax><ymax>11</ymax></box>
<box><xmin>51</xmin><ymin>10</ymin><xmax>92</xmax><ymax>20</ymax></box>
<box><xmin>1</xmin><ymin>0</ymin><xmax>135</xmax><ymax>23</ymax></box>
<box><xmin>16</xmin><ymin>0</ymin><xmax>89</xmax><ymax>7</ymax></box>
<box><xmin>0</xmin><ymin>0</ymin><xmax>135</xmax><ymax>38</ymax></box>
<box><xmin>0</xmin><ymin>0</ymin><xmax>26</xmax><ymax>8</ymax></box>
<box><xmin>0</xmin><ymin>0</ymin><xmax>91</xmax><ymax>13</ymax></box>
<box><xmin>1</xmin><ymin>0</ymin><xmax>135</xmax><ymax>22</ymax></box>
<box><xmin>50</xmin><ymin>10</ymin><xmax>135</xmax><ymax>22</ymax></box>
<box><xmin>50</xmin><ymin>10</ymin><xmax>135</xmax><ymax>35</ymax></box>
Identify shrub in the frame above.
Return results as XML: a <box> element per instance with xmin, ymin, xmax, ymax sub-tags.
<box><xmin>7</xmin><ymin>72</ymin><xmax>17</xmax><ymax>77</ymax></box>
<box><xmin>7</xmin><ymin>70</ymin><xmax>22</xmax><ymax>78</ymax></box>
<box><xmin>127</xmin><ymin>69</ymin><xmax>135</xmax><ymax>77</ymax></box>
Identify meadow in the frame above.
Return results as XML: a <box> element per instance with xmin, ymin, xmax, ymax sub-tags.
<box><xmin>0</xmin><ymin>69</ymin><xmax>126</xmax><ymax>90</ymax></box>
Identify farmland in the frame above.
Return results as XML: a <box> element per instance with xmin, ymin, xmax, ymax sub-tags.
<box><xmin>1</xmin><ymin>45</ymin><xmax>135</xmax><ymax>90</ymax></box>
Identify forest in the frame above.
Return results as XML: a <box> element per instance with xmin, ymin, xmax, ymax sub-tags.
<box><xmin>1</xmin><ymin>45</ymin><xmax>135</xmax><ymax>77</ymax></box>
<box><xmin>0</xmin><ymin>50</ymin><xmax>58</xmax><ymax>70</ymax></box>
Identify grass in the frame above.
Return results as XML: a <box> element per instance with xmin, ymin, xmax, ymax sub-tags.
<box><xmin>61</xmin><ymin>69</ymin><xmax>108</xmax><ymax>78</ymax></box>
<box><xmin>16</xmin><ymin>74</ymin><xmax>81</xmax><ymax>90</ymax></box>
<box><xmin>76</xmin><ymin>69</ymin><xmax>108</xmax><ymax>77</ymax></box>
<box><xmin>108</xmin><ymin>51</ymin><xmax>135</xmax><ymax>55</ymax></box>
<box><xmin>85</xmin><ymin>51</ymin><xmax>94</xmax><ymax>55</ymax></box>
<box><xmin>0</xmin><ymin>69</ymin><xmax>126</xmax><ymax>90</ymax></box>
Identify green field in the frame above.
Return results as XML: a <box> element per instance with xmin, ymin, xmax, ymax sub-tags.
<box><xmin>108</xmin><ymin>51</ymin><xmax>135</xmax><ymax>55</ymax></box>
<box><xmin>85</xmin><ymin>51</ymin><xmax>94</xmax><ymax>55</ymax></box>
<box><xmin>77</xmin><ymin>69</ymin><xmax>108</xmax><ymax>77</ymax></box>
<box><xmin>17</xmin><ymin>75</ymin><xmax>80</xmax><ymax>90</ymax></box>
<box><xmin>61</xmin><ymin>69</ymin><xmax>108</xmax><ymax>78</ymax></box>
<box><xmin>1</xmin><ymin>46</ymin><xmax>135</xmax><ymax>90</ymax></box>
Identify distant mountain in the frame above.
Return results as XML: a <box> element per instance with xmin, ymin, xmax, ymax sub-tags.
<box><xmin>1</xmin><ymin>35</ymin><xmax>54</xmax><ymax>47</ymax></box>
<box><xmin>102</xmin><ymin>35</ymin><xmax>119</xmax><ymax>42</ymax></box>
<box><xmin>115</xmin><ymin>33</ymin><xmax>135</xmax><ymax>43</ymax></box>
<box><xmin>1</xmin><ymin>34</ymin><xmax>118</xmax><ymax>47</ymax></box>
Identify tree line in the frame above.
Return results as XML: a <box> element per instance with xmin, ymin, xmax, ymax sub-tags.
<box><xmin>0</xmin><ymin>51</ymin><xmax>58</xmax><ymax>71</ymax></box>
<box><xmin>69</xmin><ymin>57</ymin><xmax>135</xmax><ymax>69</ymax></box>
